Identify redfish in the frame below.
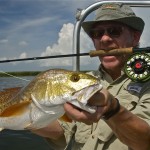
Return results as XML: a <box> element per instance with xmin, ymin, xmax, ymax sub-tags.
<box><xmin>0</xmin><ymin>69</ymin><xmax>102</xmax><ymax>130</ymax></box>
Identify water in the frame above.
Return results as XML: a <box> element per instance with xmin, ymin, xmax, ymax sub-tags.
<box><xmin>0</xmin><ymin>76</ymin><xmax>53</xmax><ymax>150</ymax></box>
<box><xmin>0</xmin><ymin>76</ymin><xmax>33</xmax><ymax>90</ymax></box>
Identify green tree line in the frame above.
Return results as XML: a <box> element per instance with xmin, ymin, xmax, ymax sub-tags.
<box><xmin>0</xmin><ymin>71</ymin><xmax>41</xmax><ymax>77</ymax></box>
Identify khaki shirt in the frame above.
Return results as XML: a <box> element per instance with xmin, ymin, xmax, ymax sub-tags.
<box><xmin>47</xmin><ymin>69</ymin><xmax>150</xmax><ymax>150</ymax></box>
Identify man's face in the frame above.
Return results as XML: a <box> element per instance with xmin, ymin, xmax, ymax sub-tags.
<box><xmin>90</xmin><ymin>22</ymin><xmax>141</xmax><ymax>71</ymax></box>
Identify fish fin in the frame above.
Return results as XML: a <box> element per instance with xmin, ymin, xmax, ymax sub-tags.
<box><xmin>59</xmin><ymin>113</ymin><xmax>72</xmax><ymax>122</ymax></box>
<box><xmin>0</xmin><ymin>101</ymin><xmax>31</xmax><ymax>117</ymax></box>
<box><xmin>0</xmin><ymin>87</ymin><xmax>22</xmax><ymax>94</ymax></box>
<box><xmin>0</xmin><ymin>87</ymin><xmax>22</xmax><ymax>104</ymax></box>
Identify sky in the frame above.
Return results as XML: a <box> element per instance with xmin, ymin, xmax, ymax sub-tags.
<box><xmin>0</xmin><ymin>0</ymin><xmax>150</xmax><ymax>72</ymax></box>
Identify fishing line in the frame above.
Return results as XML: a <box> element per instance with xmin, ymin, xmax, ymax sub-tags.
<box><xmin>0</xmin><ymin>70</ymin><xmax>30</xmax><ymax>82</ymax></box>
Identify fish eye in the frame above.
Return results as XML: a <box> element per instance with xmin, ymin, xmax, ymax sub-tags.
<box><xmin>70</xmin><ymin>73</ymin><xmax>80</xmax><ymax>82</ymax></box>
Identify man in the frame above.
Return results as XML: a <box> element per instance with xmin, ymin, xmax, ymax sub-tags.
<box><xmin>33</xmin><ymin>3</ymin><xmax>150</xmax><ymax>150</ymax></box>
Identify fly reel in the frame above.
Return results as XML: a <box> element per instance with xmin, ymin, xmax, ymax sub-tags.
<box><xmin>124</xmin><ymin>53</ymin><xmax>150</xmax><ymax>82</ymax></box>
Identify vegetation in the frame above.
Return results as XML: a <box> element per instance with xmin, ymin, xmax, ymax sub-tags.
<box><xmin>0</xmin><ymin>70</ymin><xmax>91</xmax><ymax>77</ymax></box>
<box><xmin>0</xmin><ymin>71</ymin><xmax>41</xmax><ymax>77</ymax></box>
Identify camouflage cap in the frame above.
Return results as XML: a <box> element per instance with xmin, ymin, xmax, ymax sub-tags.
<box><xmin>82</xmin><ymin>3</ymin><xmax>145</xmax><ymax>36</ymax></box>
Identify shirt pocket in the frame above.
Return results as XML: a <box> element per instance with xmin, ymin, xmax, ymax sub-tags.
<box><xmin>116</xmin><ymin>84</ymin><xmax>139</xmax><ymax>111</ymax></box>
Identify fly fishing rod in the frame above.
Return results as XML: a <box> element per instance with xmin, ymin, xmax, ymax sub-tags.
<box><xmin>1</xmin><ymin>47</ymin><xmax>150</xmax><ymax>82</ymax></box>
<box><xmin>0</xmin><ymin>53</ymin><xmax>88</xmax><ymax>63</ymax></box>
<box><xmin>0</xmin><ymin>47</ymin><xmax>150</xmax><ymax>63</ymax></box>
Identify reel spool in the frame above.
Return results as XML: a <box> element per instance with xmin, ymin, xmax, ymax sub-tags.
<box><xmin>124</xmin><ymin>53</ymin><xmax>150</xmax><ymax>82</ymax></box>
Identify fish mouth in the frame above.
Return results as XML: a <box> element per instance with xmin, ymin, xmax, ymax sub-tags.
<box><xmin>69</xmin><ymin>83</ymin><xmax>102</xmax><ymax>114</ymax></box>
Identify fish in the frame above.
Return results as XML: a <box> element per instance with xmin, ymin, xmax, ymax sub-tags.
<box><xmin>0</xmin><ymin>69</ymin><xmax>102</xmax><ymax>130</ymax></box>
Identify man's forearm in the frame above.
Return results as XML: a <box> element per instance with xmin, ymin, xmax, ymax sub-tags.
<box><xmin>31</xmin><ymin>120</ymin><xmax>64</xmax><ymax>140</ymax></box>
<box><xmin>106</xmin><ymin>106</ymin><xmax>150</xmax><ymax>150</ymax></box>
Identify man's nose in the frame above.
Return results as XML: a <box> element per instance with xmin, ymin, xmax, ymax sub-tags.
<box><xmin>100</xmin><ymin>33</ymin><xmax>113</xmax><ymax>42</ymax></box>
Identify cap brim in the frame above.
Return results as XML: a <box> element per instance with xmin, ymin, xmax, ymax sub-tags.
<box><xmin>82</xmin><ymin>17</ymin><xmax>145</xmax><ymax>36</ymax></box>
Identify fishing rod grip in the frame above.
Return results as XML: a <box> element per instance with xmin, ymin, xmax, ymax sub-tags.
<box><xmin>89</xmin><ymin>47</ymin><xmax>133</xmax><ymax>57</ymax></box>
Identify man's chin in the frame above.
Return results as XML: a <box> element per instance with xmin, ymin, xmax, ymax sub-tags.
<box><xmin>101</xmin><ymin>57</ymin><xmax>121</xmax><ymax>68</ymax></box>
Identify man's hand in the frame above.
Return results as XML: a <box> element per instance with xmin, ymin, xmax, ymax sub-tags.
<box><xmin>64</xmin><ymin>88</ymin><xmax>115</xmax><ymax>124</ymax></box>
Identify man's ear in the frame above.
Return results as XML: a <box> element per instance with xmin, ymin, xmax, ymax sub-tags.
<box><xmin>92</xmin><ymin>38</ymin><xmax>96</xmax><ymax>47</ymax></box>
<box><xmin>133</xmin><ymin>31</ymin><xmax>142</xmax><ymax>47</ymax></box>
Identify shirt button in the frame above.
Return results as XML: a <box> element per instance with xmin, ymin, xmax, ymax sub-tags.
<box><xmin>92</xmin><ymin>135</ymin><xmax>95</xmax><ymax>139</ymax></box>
